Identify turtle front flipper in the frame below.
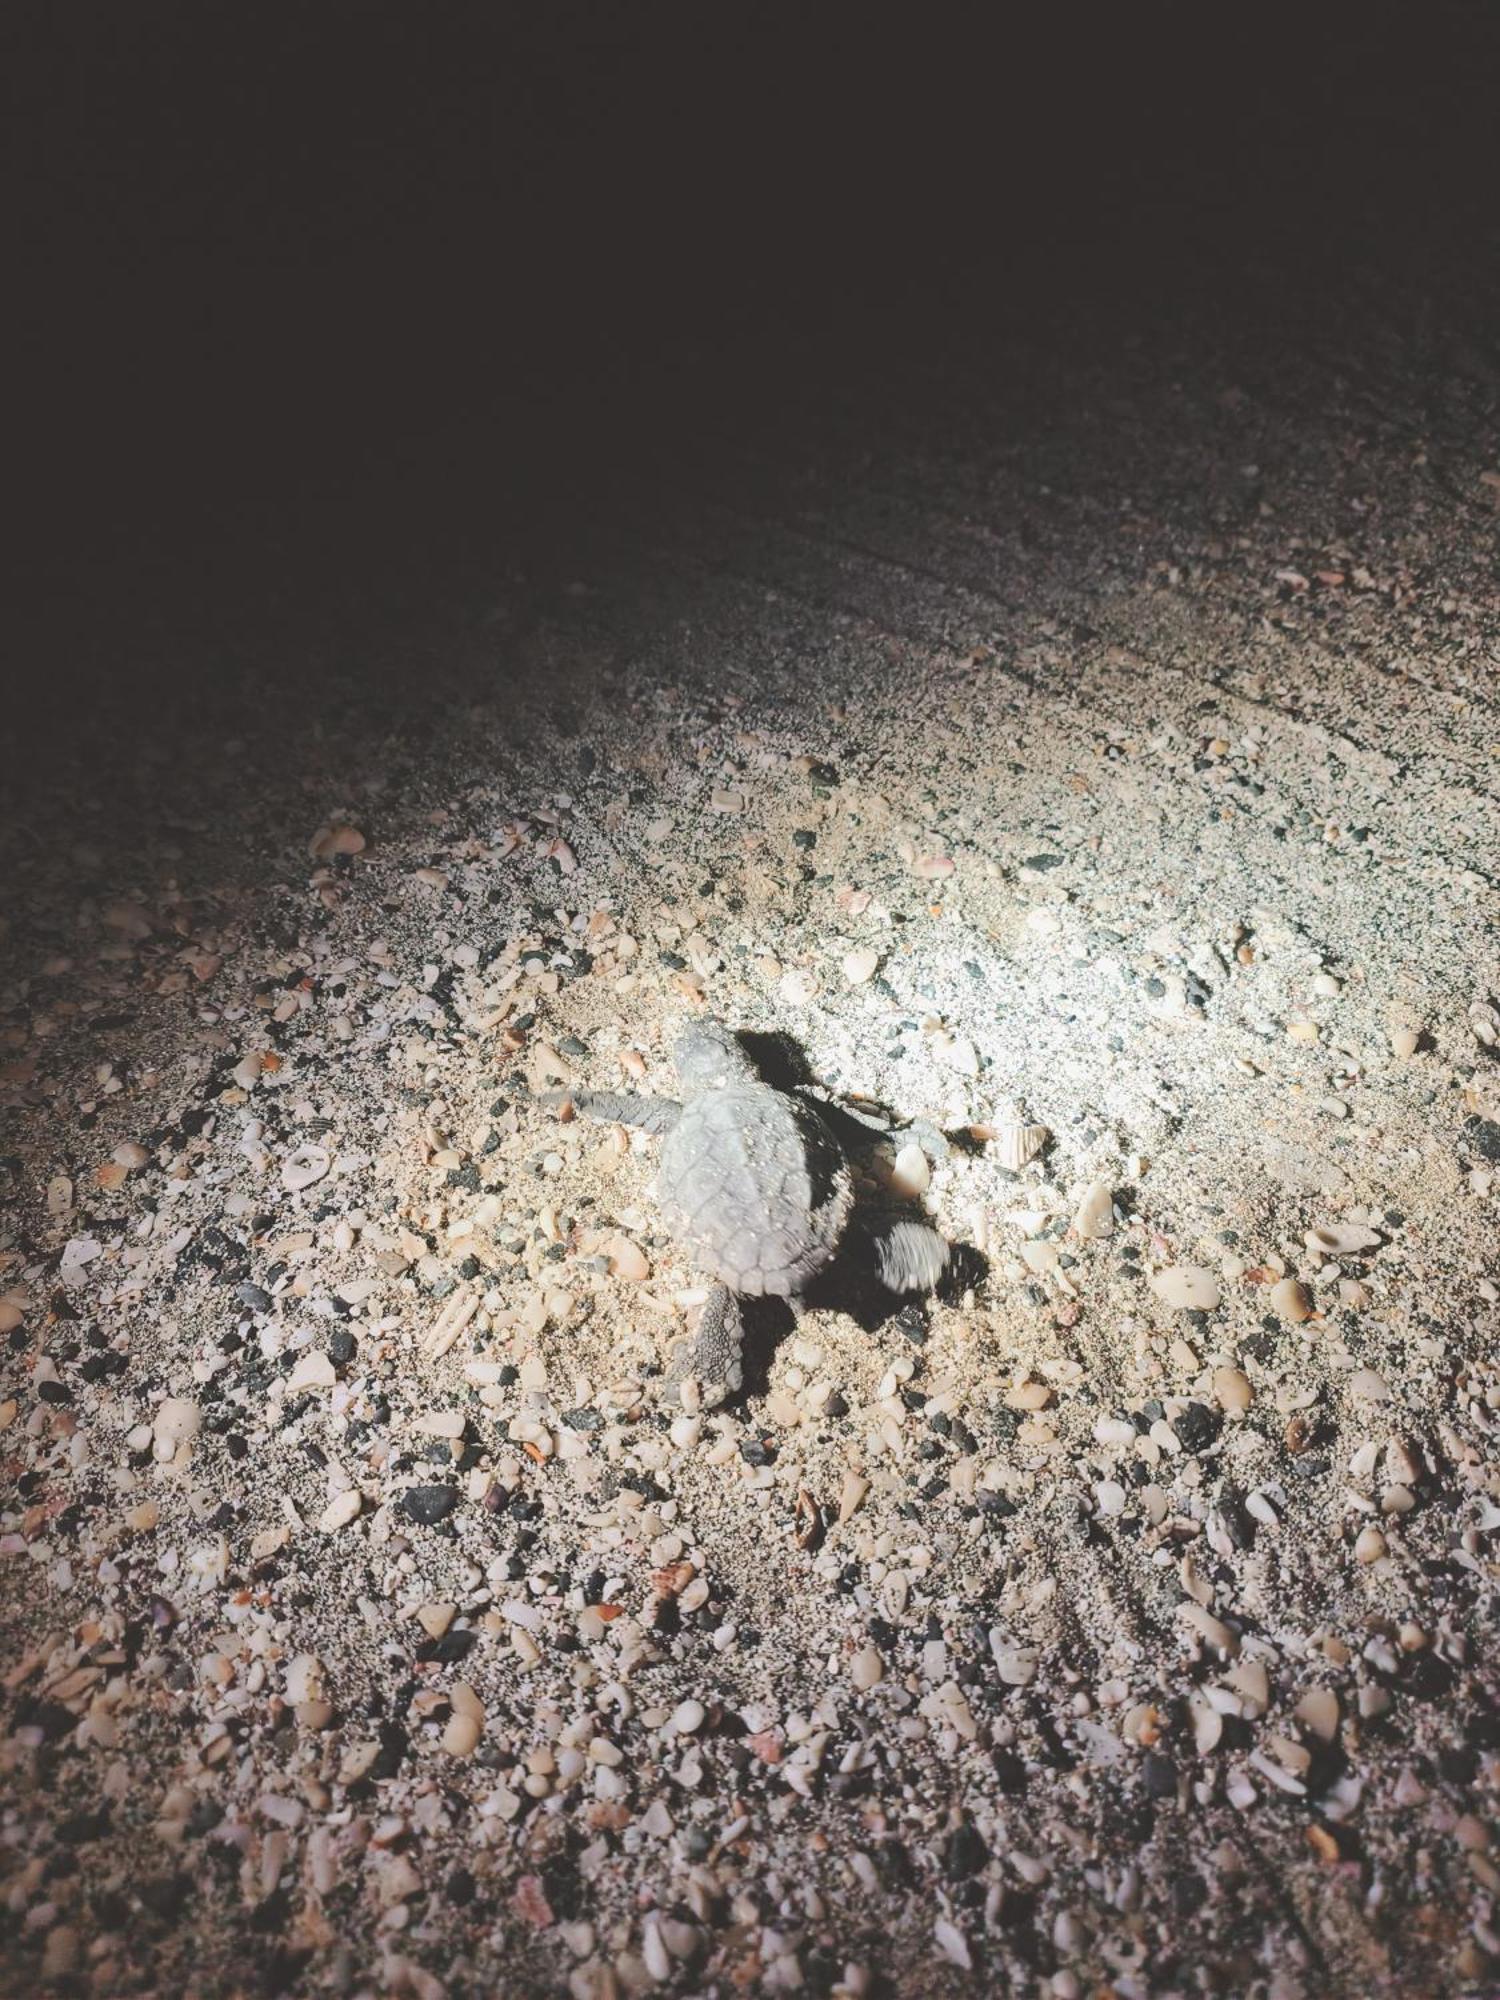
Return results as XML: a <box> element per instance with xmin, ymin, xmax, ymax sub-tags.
<box><xmin>544</xmin><ymin>1088</ymin><xmax>682</xmax><ymax>1136</ymax></box>
<box><xmin>858</xmin><ymin>1215</ymin><xmax>950</xmax><ymax>1294</ymax></box>
<box><xmin>664</xmin><ymin>1285</ymin><xmax>745</xmax><ymax>1409</ymax></box>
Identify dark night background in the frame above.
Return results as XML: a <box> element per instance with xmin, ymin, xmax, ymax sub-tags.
<box><xmin>9</xmin><ymin>3</ymin><xmax>1500</xmax><ymax>731</ymax></box>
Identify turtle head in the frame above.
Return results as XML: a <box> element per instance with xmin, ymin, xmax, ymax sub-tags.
<box><xmin>672</xmin><ymin>1019</ymin><xmax>755</xmax><ymax>1092</ymax></box>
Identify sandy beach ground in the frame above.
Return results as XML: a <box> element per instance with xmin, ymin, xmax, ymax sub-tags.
<box><xmin>5</xmin><ymin>242</ymin><xmax>1500</xmax><ymax>2000</ymax></box>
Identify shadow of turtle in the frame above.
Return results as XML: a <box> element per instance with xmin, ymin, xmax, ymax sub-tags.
<box><xmin>736</xmin><ymin>1296</ymin><xmax>799</xmax><ymax>1400</ymax></box>
<box><xmin>728</xmin><ymin>1239</ymin><xmax>991</xmax><ymax>1399</ymax></box>
<box><xmin>738</xmin><ymin>1027</ymin><xmax>977</xmax><ymax>1162</ymax></box>
<box><xmin>732</xmin><ymin>1022</ymin><xmax>989</xmax><ymax>1360</ymax></box>
<box><xmin>737</xmin><ymin>1027</ymin><xmax>818</xmax><ymax>1094</ymax></box>
<box><xmin>806</xmin><ymin>1237</ymin><xmax>991</xmax><ymax>1336</ymax></box>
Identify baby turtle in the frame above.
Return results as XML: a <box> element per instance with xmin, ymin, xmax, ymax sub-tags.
<box><xmin>546</xmin><ymin>1020</ymin><xmax>948</xmax><ymax>1404</ymax></box>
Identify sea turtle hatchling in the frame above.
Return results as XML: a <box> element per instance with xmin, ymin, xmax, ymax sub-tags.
<box><xmin>545</xmin><ymin>1019</ymin><xmax>949</xmax><ymax>1405</ymax></box>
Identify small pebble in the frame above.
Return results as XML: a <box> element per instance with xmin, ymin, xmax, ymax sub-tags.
<box><xmin>308</xmin><ymin>822</ymin><xmax>366</xmax><ymax>859</ymax></box>
<box><xmin>319</xmin><ymin>1490</ymin><xmax>363</xmax><ymax>1532</ymax></box>
<box><xmin>606</xmin><ymin>1237</ymin><xmax>650</xmax><ymax>1282</ymax></box>
<box><xmin>1073</xmin><ymin>1181</ymin><xmax>1114</xmax><ymax>1240</ymax></box>
<box><xmin>402</xmin><ymin>1484</ymin><xmax>459</xmax><ymax>1525</ymax></box>
<box><xmin>1348</xmin><ymin>1368</ymin><xmax>1391</xmax><ymax>1402</ymax></box>
<box><xmin>850</xmin><ymin>1645</ymin><xmax>884</xmax><ymax>1690</ymax></box>
<box><xmin>1212</xmin><ymin>1365</ymin><xmax>1252</xmax><ymax>1414</ymax></box>
<box><xmin>1179</xmin><ymin>1603</ymin><xmax>1237</xmax><ymax>1657</ymax></box>
<box><xmin>286</xmin><ymin>1351</ymin><xmax>337</xmax><ymax>1393</ymax></box>
<box><xmin>443</xmin><ymin>1710</ymin><xmax>483</xmax><ymax>1757</ymax></box>
<box><xmin>1152</xmin><ymin>1265</ymin><xmax>1221</xmax><ymax>1312</ymax></box>
<box><xmin>1269</xmin><ymin>1277</ymin><xmax>1313</xmax><ymax>1323</ymax></box>
<box><xmin>1294</xmin><ymin>1687</ymin><xmax>1340</xmax><ymax>1742</ymax></box>
<box><xmin>152</xmin><ymin>1398</ymin><xmax>201</xmax><ymax>1462</ymax></box>
<box><xmin>1307</xmin><ymin>1221</ymin><xmax>1381</xmax><ymax>1257</ymax></box>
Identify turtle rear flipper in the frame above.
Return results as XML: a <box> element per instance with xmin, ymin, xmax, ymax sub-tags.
<box><xmin>543</xmin><ymin>1087</ymin><xmax>682</xmax><ymax>1136</ymax></box>
<box><xmin>664</xmin><ymin>1285</ymin><xmax>745</xmax><ymax>1409</ymax></box>
<box><xmin>859</xmin><ymin>1216</ymin><xmax>950</xmax><ymax>1294</ymax></box>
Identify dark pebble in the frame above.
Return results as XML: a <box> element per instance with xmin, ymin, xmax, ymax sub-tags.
<box><xmin>943</xmin><ymin>1819</ymin><xmax>988</xmax><ymax>1877</ymax></box>
<box><xmin>894</xmin><ymin>1302</ymin><xmax>928</xmax><ymax>1346</ymax></box>
<box><xmin>1141</xmin><ymin>1752</ymin><xmax>1179</xmax><ymax>1798</ymax></box>
<box><xmin>56</xmin><ymin>1806</ymin><xmax>111</xmax><ymax>1845</ymax></box>
<box><xmin>79</xmin><ymin>1352</ymin><xmax>128</xmax><ymax>1383</ymax></box>
<box><xmin>401</xmin><ymin>1484</ymin><xmax>459</xmax><ymax>1525</ymax></box>
<box><xmin>1172</xmin><ymin>1401</ymin><xmax>1221</xmax><ymax>1453</ymax></box>
<box><xmin>991</xmin><ymin>1747</ymin><xmax>1028</xmax><ymax>1795</ymax></box>
<box><xmin>370</xmin><ymin>1719</ymin><xmax>410</xmax><ymax>1780</ymax></box>
<box><xmin>1437</xmin><ymin>1745</ymin><xmax>1477</xmax><ymax>1785</ymax></box>
<box><xmin>420</xmin><ymin>1629</ymin><xmax>479</xmax><ymax>1664</ymax></box>
<box><xmin>1171</xmin><ymin>1871</ymin><xmax>1204</xmax><ymax>1917</ymax></box>
<box><xmin>137</xmin><ymin>1874</ymin><xmax>194</xmax><ymax>1921</ymax></box>
<box><xmin>1401</xmin><ymin>1654</ymin><xmax>1456</xmax><ymax>1702</ymax></box>
<box><xmin>19</xmin><ymin>1699</ymin><xmax>79</xmax><ymax>1742</ymax></box>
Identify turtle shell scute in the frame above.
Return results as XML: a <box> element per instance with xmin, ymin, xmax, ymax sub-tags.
<box><xmin>656</xmin><ymin>1085</ymin><xmax>851</xmax><ymax>1295</ymax></box>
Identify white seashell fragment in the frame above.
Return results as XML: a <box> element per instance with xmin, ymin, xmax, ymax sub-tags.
<box><xmin>281</xmin><ymin>1145</ymin><xmax>331</xmax><ymax>1192</ymax></box>
<box><xmin>286</xmin><ymin>1351</ymin><xmax>336</xmax><ymax>1393</ymax></box>
<box><xmin>889</xmin><ymin>1143</ymin><xmax>931</xmax><ymax>1198</ymax></box>
<box><xmin>1306</xmin><ymin>1222</ymin><xmax>1381</xmax><ymax>1257</ymax></box>
<box><xmin>1074</xmin><ymin>1181</ymin><xmax>1114</xmax><ymax>1239</ymax></box>
<box><xmin>994</xmin><ymin>1122</ymin><xmax>1050</xmax><ymax>1171</ymax></box>
<box><xmin>931</xmin><ymin>1031</ymin><xmax>980</xmax><ymax>1076</ymax></box>
<box><xmin>319</xmin><ymin>1490</ymin><xmax>363</xmax><ymax>1531</ymax></box>
<box><xmin>1152</xmin><ymin>1265</ymin><xmax>1221</xmax><ymax>1311</ymax></box>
